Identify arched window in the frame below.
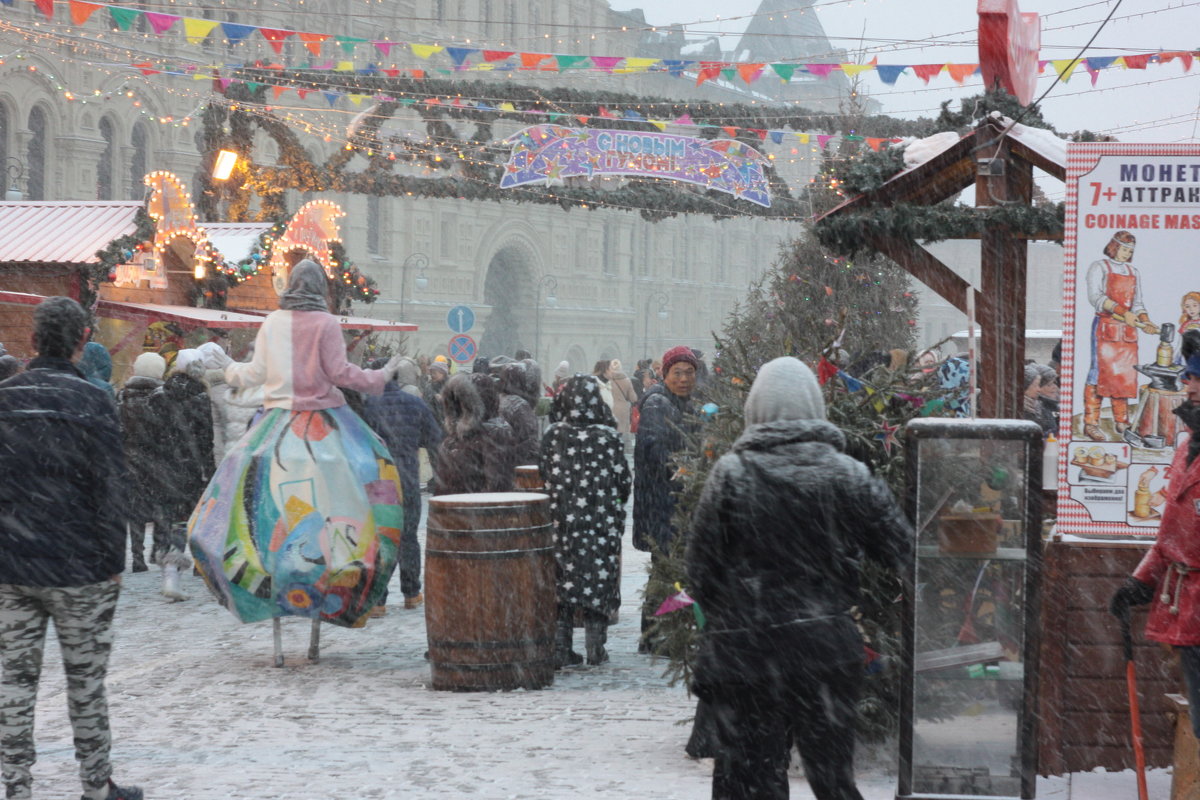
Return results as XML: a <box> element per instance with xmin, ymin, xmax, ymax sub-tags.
<box><xmin>129</xmin><ymin>121</ymin><xmax>148</xmax><ymax>200</ymax></box>
<box><xmin>26</xmin><ymin>106</ymin><xmax>46</xmax><ymax>200</ymax></box>
<box><xmin>97</xmin><ymin>116</ymin><xmax>115</xmax><ymax>200</ymax></box>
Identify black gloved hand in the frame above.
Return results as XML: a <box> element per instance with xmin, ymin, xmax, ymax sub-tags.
<box><xmin>1109</xmin><ymin>576</ymin><xmax>1155</xmax><ymax>618</ymax></box>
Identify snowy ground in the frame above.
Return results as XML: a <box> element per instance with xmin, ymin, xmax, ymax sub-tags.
<box><xmin>21</xmin><ymin>510</ymin><xmax>1173</xmax><ymax>799</ymax></box>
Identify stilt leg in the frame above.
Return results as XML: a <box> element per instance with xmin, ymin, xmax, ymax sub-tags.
<box><xmin>307</xmin><ymin>619</ymin><xmax>321</xmax><ymax>663</ymax></box>
<box><xmin>273</xmin><ymin>617</ymin><xmax>284</xmax><ymax>668</ymax></box>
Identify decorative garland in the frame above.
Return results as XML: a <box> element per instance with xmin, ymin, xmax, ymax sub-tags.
<box><xmin>328</xmin><ymin>241</ymin><xmax>379</xmax><ymax>313</ymax></box>
<box><xmin>814</xmin><ymin>201</ymin><xmax>1065</xmax><ymax>254</ymax></box>
<box><xmin>199</xmin><ymin>73</ymin><xmax>934</xmax><ymax>223</ymax></box>
<box><xmin>210</xmin><ymin>218</ymin><xmax>287</xmax><ymax>285</ymax></box>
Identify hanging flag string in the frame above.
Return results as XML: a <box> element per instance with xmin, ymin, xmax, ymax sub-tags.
<box><xmin>7</xmin><ymin>0</ymin><xmax>1196</xmax><ymax>89</ymax></box>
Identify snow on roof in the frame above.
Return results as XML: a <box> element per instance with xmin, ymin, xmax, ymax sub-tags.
<box><xmin>900</xmin><ymin>131</ymin><xmax>961</xmax><ymax>170</ymax></box>
<box><xmin>330</xmin><ymin>314</ymin><xmax>418</xmax><ymax>332</ymax></box>
<box><xmin>680</xmin><ymin>38</ymin><xmax>715</xmax><ymax>56</ymax></box>
<box><xmin>989</xmin><ymin>111</ymin><xmax>1067</xmax><ymax>168</ymax></box>
<box><xmin>203</xmin><ymin>222</ymin><xmax>271</xmax><ymax>263</ymax></box>
<box><xmin>0</xmin><ymin>201</ymin><xmax>142</xmax><ymax>265</ymax></box>
<box><xmin>97</xmin><ymin>300</ymin><xmax>267</xmax><ymax>329</ymax></box>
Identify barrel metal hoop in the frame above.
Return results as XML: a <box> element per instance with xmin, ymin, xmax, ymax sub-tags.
<box><xmin>426</xmin><ymin>546</ymin><xmax>555</xmax><ymax>559</ymax></box>
<box><xmin>426</xmin><ymin>524</ymin><xmax>553</xmax><ymax>536</ymax></box>
<box><xmin>429</xmin><ymin>636</ymin><xmax>554</xmax><ymax>650</ymax></box>
<box><xmin>428</xmin><ymin>503</ymin><xmax>548</xmax><ymax>512</ymax></box>
<box><xmin>432</xmin><ymin>658</ymin><xmax>555</xmax><ymax>673</ymax></box>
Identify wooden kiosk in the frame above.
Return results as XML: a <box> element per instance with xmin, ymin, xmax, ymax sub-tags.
<box><xmin>94</xmin><ymin>172</ymin><xmax>415</xmax><ymax>379</ymax></box>
<box><xmin>817</xmin><ymin>118</ymin><xmax>1176</xmax><ymax>776</ymax></box>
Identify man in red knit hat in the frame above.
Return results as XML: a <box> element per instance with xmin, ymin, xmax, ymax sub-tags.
<box><xmin>632</xmin><ymin>345</ymin><xmax>699</xmax><ymax>610</ymax></box>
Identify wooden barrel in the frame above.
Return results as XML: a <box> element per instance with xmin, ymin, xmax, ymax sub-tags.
<box><xmin>514</xmin><ymin>465</ymin><xmax>543</xmax><ymax>491</ymax></box>
<box><xmin>425</xmin><ymin>492</ymin><xmax>556</xmax><ymax>691</ymax></box>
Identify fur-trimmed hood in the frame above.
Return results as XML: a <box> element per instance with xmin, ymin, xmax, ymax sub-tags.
<box><xmin>440</xmin><ymin>372</ymin><xmax>485</xmax><ymax>437</ymax></box>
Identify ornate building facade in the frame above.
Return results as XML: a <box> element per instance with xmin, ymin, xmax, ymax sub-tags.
<box><xmin>0</xmin><ymin>0</ymin><xmax>854</xmax><ymax>369</ymax></box>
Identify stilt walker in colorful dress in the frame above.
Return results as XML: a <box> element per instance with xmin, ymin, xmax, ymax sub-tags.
<box><xmin>1084</xmin><ymin>231</ymin><xmax>1159</xmax><ymax>441</ymax></box>
<box><xmin>187</xmin><ymin>260</ymin><xmax>405</xmax><ymax>661</ymax></box>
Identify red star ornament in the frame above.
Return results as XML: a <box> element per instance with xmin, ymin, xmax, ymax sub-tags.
<box><xmin>874</xmin><ymin>420</ymin><xmax>900</xmax><ymax>454</ymax></box>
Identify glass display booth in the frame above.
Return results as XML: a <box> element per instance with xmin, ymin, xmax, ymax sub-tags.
<box><xmin>899</xmin><ymin>419</ymin><xmax>1044</xmax><ymax>800</ymax></box>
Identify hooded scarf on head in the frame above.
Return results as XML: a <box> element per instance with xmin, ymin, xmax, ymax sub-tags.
<box><xmin>469</xmin><ymin>372</ymin><xmax>501</xmax><ymax>419</ymax></box>
<box><xmin>78</xmin><ymin>342</ymin><xmax>113</xmax><ymax>391</ymax></box>
<box><xmin>519</xmin><ymin>359</ymin><xmax>542</xmax><ymax>407</ymax></box>
<box><xmin>551</xmin><ymin>374</ymin><xmax>617</xmax><ymax>428</ymax></box>
<box><xmin>553</xmin><ymin>360</ymin><xmax>571</xmax><ymax>380</ymax></box>
<box><xmin>279</xmin><ymin>259</ymin><xmax>330</xmax><ymax>312</ymax></box>
<box><xmin>497</xmin><ymin>362</ymin><xmax>526</xmax><ymax>396</ymax></box>
<box><xmin>387</xmin><ymin>356</ymin><xmax>419</xmax><ymax>388</ymax></box>
<box><xmin>743</xmin><ymin>357</ymin><xmax>825</xmax><ymax>426</ymax></box>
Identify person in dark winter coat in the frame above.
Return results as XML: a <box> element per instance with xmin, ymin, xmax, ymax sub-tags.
<box><xmin>117</xmin><ymin>352</ymin><xmax>172</xmax><ymax>573</ymax></box>
<box><xmin>633</xmin><ymin>345</ymin><xmax>699</xmax><ymax>554</ymax></box>
<box><xmin>686</xmin><ymin>356</ymin><xmax>912</xmax><ymax>800</ymax></box>
<box><xmin>1022</xmin><ymin>363</ymin><xmax>1059</xmax><ymax>436</ymax></box>
<box><xmin>0</xmin><ymin>355</ymin><xmax>21</xmax><ymax>382</ymax></box>
<box><xmin>424</xmin><ymin>358</ymin><xmax>450</xmax><ymax>429</ymax></box>
<box><xmin>634</xmin><ymin>345</ymin><xmax>700</xmax><ymax>656</ymax></box>
<box><xmin>0</xmin><ymin>296</ymin><xmax>143</xmax><ymax>800</ymax></box>
<box><xmin>434</xmin><ymin>372</ymin><xmax>516</xmax><ymax>495</ymax></box>
<box><xmin>363</xmin><ymin>364</ymin><xmax>443</xmax><ymax>609</ymax></box>
<box><xmin>497</xmin><ymin>362</ymin><xmax>540</xmax><ymax>466</ymax></box>
<box><xmin>540</xmin><ymin>374</ymin><xmax>632</xmax><ymax>667</ymax></box>
<box><xmin>151</xmin><ymin>349</ymin><xmax>215</xmax><ymax>598</ymax></box>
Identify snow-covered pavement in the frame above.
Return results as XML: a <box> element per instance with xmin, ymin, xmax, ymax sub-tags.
<box><xmin>20</xmin><ymin>514</ymin><xmax>1172</xmax><ymax>799</ymax></box>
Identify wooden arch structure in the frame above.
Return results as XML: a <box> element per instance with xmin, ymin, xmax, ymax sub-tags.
<box><xmin>817</xmin><ymin>115</ymin><xmax>1066</xmax><ymax>418</ymax></box>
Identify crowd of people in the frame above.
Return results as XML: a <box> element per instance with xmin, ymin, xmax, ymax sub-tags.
<box><xmin>11</xmin><ymin>283</ymin><xmax>1082</xmax><ymax>800</ymax></box>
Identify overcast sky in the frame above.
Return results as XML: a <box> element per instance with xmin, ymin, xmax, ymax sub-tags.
<box><xmin>630</xmin><ymin>0</ymin><xmax>1198</xmax><ymax>145</ymax></box>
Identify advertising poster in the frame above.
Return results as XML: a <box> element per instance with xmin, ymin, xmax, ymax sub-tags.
<box><xmin>1058</xmin><ymin>143</ymin><xmax>1200</xmax><ymax>537</ymax></box>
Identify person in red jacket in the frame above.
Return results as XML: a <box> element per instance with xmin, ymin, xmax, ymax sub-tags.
<box><xmin>1111</xmin><ymin>331</ymin><xmax>1200</xmax><ymax>739</ymax></box>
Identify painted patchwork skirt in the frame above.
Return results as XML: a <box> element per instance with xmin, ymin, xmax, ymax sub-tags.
<box><xmin>187</xmin><ymin>405</ymin><xmax>403</xmax><ymax>627</ymax></box>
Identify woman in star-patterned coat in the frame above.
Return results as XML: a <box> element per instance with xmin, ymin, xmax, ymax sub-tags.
<box><xmin>539</xmin><ymin>374</ymin><xmax>632</xmax><ymax>667</ymax></box>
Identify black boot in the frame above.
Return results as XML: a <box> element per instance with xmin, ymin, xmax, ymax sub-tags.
<box><xmin>584</xmin><ymin>613</ymin><xmax>609</xmax><ymax>666</ymax></box>
<box><xmin>130</xmin><ymin>523</ymin><xmax>148</xmax><ymax>572</ymax></box>
<box><xmin>554</xmin><ymin>607</ymin><xmax>582</xmax><ymax>669</ymax></box>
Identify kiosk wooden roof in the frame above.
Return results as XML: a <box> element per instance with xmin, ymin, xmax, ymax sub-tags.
<box><xmin>816</xmin><ymin>115</ymin><xmax>1066</xmax><ymax>417</ymax></box>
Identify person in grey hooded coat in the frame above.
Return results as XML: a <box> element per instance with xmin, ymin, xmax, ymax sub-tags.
<box><xmin>685</xmin><ymin>356</ymin><xmax>912</xmax><ymax>800</ymax></box>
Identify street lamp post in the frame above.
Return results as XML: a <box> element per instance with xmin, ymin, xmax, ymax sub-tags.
<box><xmin>642</xmin><ymin>291</ymin><xmax>669</xmax><ymax>362</ymax></box>
<box><xmin>399</xmin><ymin>253</ymin><xmax>429</xmax><ymax>321</ymax></box>
<box><xmin>4</xmin><ymin>157</ymin><xmax>24</xmax><ymax>202</ymax></box>
<box><xmin>534</xmin><ymin>275</ymin><xmax>558</xmax><ymax>364</ymax></box>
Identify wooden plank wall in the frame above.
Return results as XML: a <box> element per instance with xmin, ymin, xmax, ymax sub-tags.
<box><xmin>1039</xmin><ymin>539</ymin><xmax>1178</xmax><ymax>774</ymax></box>
<box><xmin>225</xmin><ymin>271</ymin><xmax>277</xmax><ymax>312</ymax></box>
<box><xmin>0</xmin><ymin>266</ymin><xmax>80</xmax><ymax>358</ymax></box>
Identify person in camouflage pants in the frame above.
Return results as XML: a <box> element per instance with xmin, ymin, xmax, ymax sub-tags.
<box><xmin>0</xmin><ymin>297</ymin><xmax>141</xmax><ymax>800</ymax></box>
<box><xmin>0</xmin><ymin>582</ymin><xmax>120</xmax><ymax>799</ymax></box>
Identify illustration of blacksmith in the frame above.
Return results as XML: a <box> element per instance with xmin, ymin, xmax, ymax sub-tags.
<box><xmin>1084</xmin><ymin>231</ymin><xmax>1159</xmax><ymax>441</ymax></box>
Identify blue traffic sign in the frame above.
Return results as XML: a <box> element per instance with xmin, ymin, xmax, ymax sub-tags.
<box><xmin>448</xmin><ymin>334</ymin><xmax>477</xmax><ymax>364</ymax></box>
<box><xmin>447</xmin><ymin>305</ymin><xmax>475</xmax><ymax>334</ymax></box>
